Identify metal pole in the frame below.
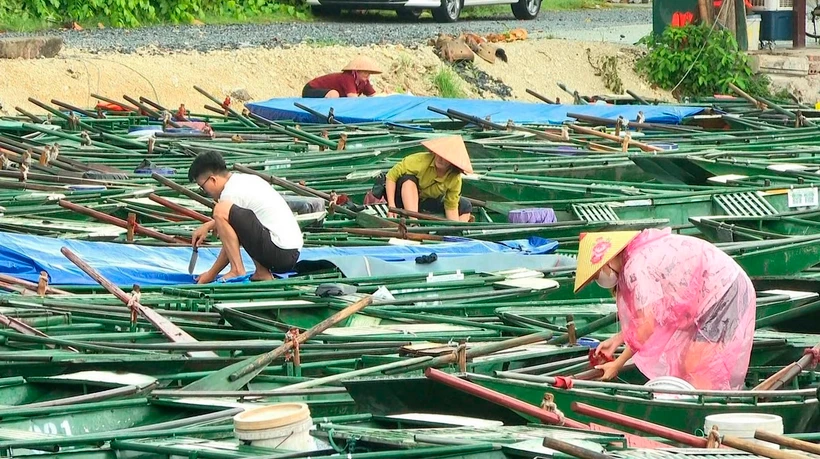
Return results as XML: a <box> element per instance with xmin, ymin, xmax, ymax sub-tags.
<box><xmin>57</xmin><ymin>199</ymin><xmax>188</xmax><ymax>245</ymax></box>
<box><xmin>425</xmin><ymin>368</ymin><xmax>588</xmax><ymax>429</ymax></box>
<box><xmin>571</xmin><ymin>402</ymin><xmax>712</xmax><ymax>447</ymax></box>
<box><xmin>148</xmin><ymin>193</ymin><xmax>212</xmax><ymax>223</ymax></box>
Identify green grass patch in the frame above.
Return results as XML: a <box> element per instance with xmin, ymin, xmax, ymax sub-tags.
<box><xmin>432</xmin><ymin>66</ymin><xmax>467</xmax><ymax>99</ymax></box>
<box><xmin>0</xmin><ymin>16</ymin><xmax>59</xmax><ymax>33</ymax></box>
<box><xmin>544</xmin><ymin>0</ymin><xmax>605</xmax><ymax>10</ymax></box>
<box><xmin>198</xmin><ymin>9</ymin><xmax>313</xmax><ymax>24</ymax></box>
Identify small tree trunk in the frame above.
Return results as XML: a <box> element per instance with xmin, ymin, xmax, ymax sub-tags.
<box><xmin>698</xmin><ymin>0</ymin><xmax>714</xmax><ymax>25</ymax></box>
<box><xmin>717</xmin><ymin>0</ymin><xmax>738</xmax><ymax>39</ymax></box>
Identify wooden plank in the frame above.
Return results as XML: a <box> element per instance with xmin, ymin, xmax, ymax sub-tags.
<box><xmin>60</xmin><ymin>247</ymin><xmax>217</xmax><ymax>358</ymax></box>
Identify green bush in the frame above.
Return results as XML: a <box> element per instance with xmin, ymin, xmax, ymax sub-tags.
<box><xmin>635</xmin><ymin>24</ymin><xmax>770</xmax><ymax>98</ymax></box>
<box><xmin>0</xmin><ymin>0</ymin><xmax>307</xmax><ymax>28</ymax></box>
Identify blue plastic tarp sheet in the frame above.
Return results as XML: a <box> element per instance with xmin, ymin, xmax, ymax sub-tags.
<box><xmin>0</xmin><ymin>232</ymin><xmax>558</xmax><ymax>286</ymax></box>
<box><xmin>247</xmin><ymin>95</ymin><xmax>704</xmax><ymax>125</ymax></box>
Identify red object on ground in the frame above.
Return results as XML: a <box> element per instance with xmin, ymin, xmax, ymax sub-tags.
<box><xmin>95</xmin><ymin>102</ymin><xmax>128</xmax><ymax>112</ymax></box>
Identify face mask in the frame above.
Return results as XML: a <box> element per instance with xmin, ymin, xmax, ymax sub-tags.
<box><xmin>595</xmin><ymin>267</ymin><xmax>619</xmax><ymax>289</ymax></box>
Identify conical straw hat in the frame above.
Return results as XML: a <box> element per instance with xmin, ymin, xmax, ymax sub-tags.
<box><xmin>574</xmin><ymin>231</ymin><xmax>640</xmax><ymax>293</ymax></box>
<box><xmin>421</xmin><ymin>135</ymin><xmax>473</xmax><ymax>174</ymax></box>
<box><xmin>342</xmin><ymin>56</ymin><xmax>382</xmax><ymax>74</ymax></box>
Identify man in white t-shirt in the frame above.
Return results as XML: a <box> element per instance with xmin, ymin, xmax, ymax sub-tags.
<box><xmin>188</xmin><ymin>151</ymin><xmax>304</xmax><ymax>283</ymax></box>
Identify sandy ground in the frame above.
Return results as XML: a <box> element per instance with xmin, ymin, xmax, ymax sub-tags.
<box><xmin>0</xmin><ymin>39</ymin><xmax>672</xmax><ymax>115</ymax></box>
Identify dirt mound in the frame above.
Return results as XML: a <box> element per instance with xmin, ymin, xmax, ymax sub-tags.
<box><xmin>0</xmin><ymin>39</ymin><xmax>670</xmax><ymax>116</ymax></box>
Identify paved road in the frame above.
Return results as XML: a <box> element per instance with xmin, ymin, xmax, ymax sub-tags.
<box><xmin>4</xmin><ymin>5</ymin><xmax>651</xmax><ymax>53</ymax></box>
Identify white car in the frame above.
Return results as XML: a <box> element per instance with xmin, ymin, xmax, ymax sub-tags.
<box><xmin>307</xmin><ymin>0</ymin><xmax>542</xmax><ymax>23</ymax></box>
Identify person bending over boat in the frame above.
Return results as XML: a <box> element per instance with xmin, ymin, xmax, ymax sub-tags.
<box><xmin>385</xmin><ymin>135</ymin><xmax>474</xmax><ymax>222</ymax></box>
<box><xmin>302</xmin><ymin>56</ymin><xmax>382</xmax><ymax>98</ymax></box>
<box><xmin>188</xmin><ymin>151</ymin><xmax>303</xmax><ymax>284</ymax></box>
<box><xmin>574</xmin><ymin>228</ymin><xmax>755</xmax><ymax>390</ymax></box>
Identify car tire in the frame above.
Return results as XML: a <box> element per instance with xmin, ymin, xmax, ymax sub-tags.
<box><xmin>311</xmin><ymin>5</ymin><xmax>342</xmax><ymax>16</ymax></box>
<box><xmin>511</xmin><ymin>0</ymin><xmax>540</xmax><ymax>20</ymax></box>
<box><xmin>432</xmin><ymin>0</ymin><xmax>461</xmax><ymax>22</ymax></box>
<box><xmin>396</xmin><ymin>8</ymin><xmax>423</xmax><ymax>19</ymax></box>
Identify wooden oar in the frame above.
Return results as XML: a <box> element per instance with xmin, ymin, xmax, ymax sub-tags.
<box><xmin>60</xmin><ymin>247</ymin><xmax>216</xmax><ymax>358</ymax></box>
<box><xmin>721</xmin><ymin>435</ymin><xmax>806</xmax><ymax>459</ymax></box>
<box><xmin>754</xmin><ymin>430</ymin><xmax>820</xmax><ymax>455</ymax></box>
<box><xmin>568</xmin><ymin>124</ymin><xmax>664</xmax><ymax>152</ymax></box>
<box><xmin>541</xmin><ymin>437</ymin><xmax>608</xmax><ymax>459</ymax></box>
<box><xmin>753</xmin><ymin>341</ymin><xmax>820</xmax><ymax>391</ymax></box>
<box><xmin>180</xmin><ymin>295</ymin><xmax>373</xmax><ymax>392</ymax></box>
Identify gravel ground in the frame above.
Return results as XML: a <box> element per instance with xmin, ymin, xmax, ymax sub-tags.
<box><xmin>3</xmin><ymin>6</ymin><xmax>650</xmax><ymax>53</ymax></box>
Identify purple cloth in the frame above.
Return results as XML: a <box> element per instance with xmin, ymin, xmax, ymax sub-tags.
<box><xmin>508</xmin><ymin>208</ymin><xmax>557</xmax><ymax>224</ymax></box>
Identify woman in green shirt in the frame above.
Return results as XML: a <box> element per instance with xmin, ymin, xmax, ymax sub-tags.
<box><xmin>385</xmin><ymin>135</ymin><xmax>473</xmax><ymax>222</ymax></box>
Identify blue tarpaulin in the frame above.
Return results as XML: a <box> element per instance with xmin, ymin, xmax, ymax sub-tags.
<box><xmin>0</xmin><ymin>232</ymin><xmax>558</xmax><ymax>286</ymax></box>
<box><xmin>247</xmin><ymin>95</ymin><xmax>704</xmax><ymax>125</ymax></box>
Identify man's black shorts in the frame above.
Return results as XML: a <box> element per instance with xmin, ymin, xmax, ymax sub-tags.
<box><xmin>228</xmin><ymin>205</ymin><xmax>300</xmax><ymax>273</ymax></box>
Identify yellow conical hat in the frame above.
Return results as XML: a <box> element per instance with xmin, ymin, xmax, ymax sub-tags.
<box><xmin>574</xmin><ymin>231</ymin><xmax>640</xmax><ymax>293</ymax></box>
<box><xmin>421</xmin><ymin>135</ymin><xmax>473</xmax><ymax>174</ymax></box>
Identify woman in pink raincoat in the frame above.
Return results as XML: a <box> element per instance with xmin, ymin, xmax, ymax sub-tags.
<box><xmin>574</xmin><ymin>228</ymin><xmax>756</xmax><ymax>390</ymax></box>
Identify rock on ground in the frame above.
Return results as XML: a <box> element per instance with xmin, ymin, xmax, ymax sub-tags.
<box><xmin>0</xmin><ymin>36</ymin><xmax>63</xmax><ymax>59</ymax></box>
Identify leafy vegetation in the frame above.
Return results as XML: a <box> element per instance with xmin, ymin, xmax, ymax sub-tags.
<box><xmin>635</xmin><ymin>24</ymin><xmax>770</xmax><ymax>99</ymax></box>
<box><xmin>432</xmin><ymin>66</ymin><xmax>467</xmax><ymax>99</ymax></box>
<box><xmin>0</xmin><ymin>0</ymin><xmax>309</xmax><ymax>30</ymax></box>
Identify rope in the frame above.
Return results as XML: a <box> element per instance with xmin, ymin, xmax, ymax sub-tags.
<box><xmin>804</xmin><ymin>347</ymin><xmax>820</xmax><ymax>368</ymax></box>
<box><xmin>671</xmin><ymin>0</ymin><xmax>730</xmax><ymax>94</ymax></box>
<box><xmin>285</xmin><ymin>328</ymin><xmax>300</xmax><ymax>362</ymax></box>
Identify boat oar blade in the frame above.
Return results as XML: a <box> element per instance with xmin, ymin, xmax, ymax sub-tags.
<box><xmin>181</xmin><ymin>295</ymin><xmax>374</xmax><ymax>391</ymax></box>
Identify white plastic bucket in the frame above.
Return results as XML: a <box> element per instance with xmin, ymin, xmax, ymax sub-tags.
<box><xmin>644</xmin><ymin>376</ymin><xmax>697</xmax><ymax>401</ymax></box>
<box><xmin>704</xmin><ymin>413</ymin><xmax>784</xmax><ymax>450</ymax></box>
<box><xmin>233</xmin><ymin>403</ymin><xmax>315</xmax><ymax>451</ymax></box>
<box><xmin>747</xmin><ymin>15</ymin><xmax>761</xmax><ymax>51</ymax></box>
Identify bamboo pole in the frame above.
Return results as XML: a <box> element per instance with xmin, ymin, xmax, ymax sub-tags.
<box><xmin>721</xmin><ymin>435</ymin><xmax>807</xmax><ymax>459</ymax></box>
<box><xmin>541</xmin><ymin>437</ymin><xmax>609</xmax><ymax>458</ymax></box>
<box><xmin>754</xmin><ymin>430</ymin><xmax>820</xmax><ymax>454</ymax></box>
